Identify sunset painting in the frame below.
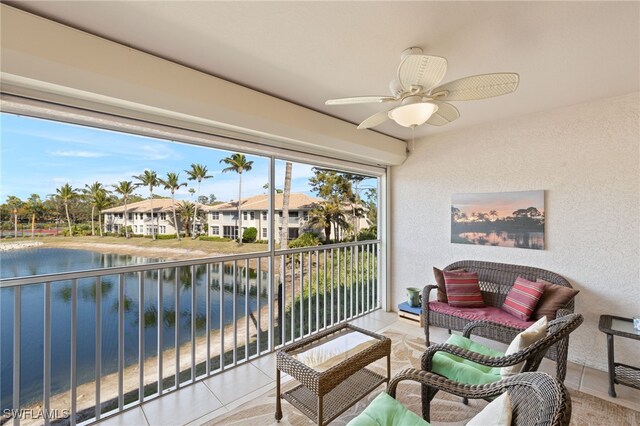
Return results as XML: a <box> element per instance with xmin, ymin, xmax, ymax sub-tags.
<box><xmin>451</xmin><ymin>190</ymin><xmax>545</xmax><ymax>250</ymax></box>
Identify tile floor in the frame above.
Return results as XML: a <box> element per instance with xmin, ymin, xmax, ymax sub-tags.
<box><xmin>97</xmin><ymin>310</ymin><xmax>640</xmax><ymax>425</ymax></box>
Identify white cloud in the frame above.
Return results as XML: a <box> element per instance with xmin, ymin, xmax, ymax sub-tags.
<box><xmin>48</xmin><ymin>150</ymin><xmax>109</xmax><ymax>158</ymax></box>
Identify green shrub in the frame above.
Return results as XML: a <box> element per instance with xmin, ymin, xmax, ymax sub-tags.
<box><xmin>156</xmin><ymin>234</ymin><xmax>177</xmax><ymax>240</ymax></box>
<box><xmin>242</xmin><ymin>227</ymin><xmax>257</xmax><ymax>243</ymax></box>
<box><xmin>357</xmin><ymin>227</ymin><xmax>377</xmax><ymax>241</ymax></box>
<box><xmin>199</xmin><ymin>236</ymin><xmax>231</xmax><ymax>242</ymax></box>
<box><xmin>288</xmin><ymin>232</ymin><xmax>321</xmax><ymax>248</ymax></box>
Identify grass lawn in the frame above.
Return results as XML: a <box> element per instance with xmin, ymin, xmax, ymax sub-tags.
<box><xmin>39</xmin><ymin>235</ymin><xmax>270</xmax><ymax>256</ymax></box>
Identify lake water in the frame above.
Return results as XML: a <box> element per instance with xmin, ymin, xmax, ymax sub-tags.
<box><xmin>455</xmin><ymin>231</ymin><xmax>544</xmax><ymax>250</ymax></box>
<box><xmin>0</xmin><ymin>248</ymin><xmax>264</xmax><ymax>410</ymax></box>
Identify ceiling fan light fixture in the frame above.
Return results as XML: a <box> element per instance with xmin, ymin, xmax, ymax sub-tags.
<box><xmin>389</xmin><ymin>100</ymin><xmax>438</xmax><ymax>127</ymax></box>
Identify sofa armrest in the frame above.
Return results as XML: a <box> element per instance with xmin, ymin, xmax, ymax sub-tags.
<box><xmin>423</xmin><ymin>285</ymin><xmax>438</xmax><ymax>303</ymax></box>
<box><xmin>462</xmin><ymin>320</ymin><xmax>520</xmax><ymax>339</ymax></box>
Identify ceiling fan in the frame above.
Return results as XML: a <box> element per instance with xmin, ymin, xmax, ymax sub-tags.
<box><xmin>325</xmin><ymin>47</ymin><xmax>519</xmax><ymax>130</ymax></box>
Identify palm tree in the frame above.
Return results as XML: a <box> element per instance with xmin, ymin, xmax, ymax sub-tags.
<box><xmin>112</xmin><ymin>181</ymin><xmax>135</xmax><ymax>238</ymax></box>
<box><xmin>55</xmin><ymin>184</ymin><xmax>77</xmax><ymax>237</ymax></box>
<box><xmin>220</xmin><ymin>154</ymin><xmax>254</xmax><ymax>245</ymax></box>
<box><xmin>83</xmin><ymin>182</ymin><xmax>108</xmax><ymax>236</ymax></box>
<box><xmin>489</xmin><ymin>210</ymin><xmax>498</xmax><ymax>222</ymax></box>
<box><xmin>308</xmin><ymin>203</ymin><xmax>333</xmax><ymax>244</ymax></box>
<box><xmin>6</xmin><ymin>195</ymin><xmax>23</xmax><ymax>238</ymax></box>
<box><xmin>185</xmin><ymin>164</ymin><xmax>213</xmax><ymax>238</ymax></box>
<box><xmin>133</xmin><ymin>170</ymin><xmax>159</xmax><ymax>240</ymax></box>
<box><xmin>25</xmin><ymin>194</ymin><xmax>44</xmax><ymax>238</ymax></box>
<box><xmin>93</xmin><ymin>190</ymin><xmax>112</xmax><ymax>237</ymax></box>
<box><xmin>280</xmin><ymin>162</ymin><xmax>292</xmax><ymax>248</ymax></box>
<box><xmin>159</xmin><ymin>172</ymin><xmax>187</xmax><ymax>240</ymax></box>
<box><xmin>177</xmin><ymin>201</ymin><xmax>195</xmax><ymax>238</ymax></box>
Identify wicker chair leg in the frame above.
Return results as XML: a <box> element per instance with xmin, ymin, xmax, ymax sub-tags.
<box><xmin>555</xmin><ymin>338</ymin><xmax>569</xmax><ymax>382</ymax></box>
<box><xmin>421</xmin><ymin>384</ymin><xmax>438</xmax><ymax>421</ymax></box>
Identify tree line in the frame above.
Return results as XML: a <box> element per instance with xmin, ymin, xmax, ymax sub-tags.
<box><xmin>1</xmin><ymin>153</ymin><xmax>378</xmax><ymax>245</ymax></box>
<box><xmin>451</xmin><ymin>206</ymin><xmax>544</xmax><ymax>232</ymax></box>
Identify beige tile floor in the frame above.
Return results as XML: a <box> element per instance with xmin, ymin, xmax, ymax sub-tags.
<box><xmin>96</xmin><ymin>310</ymin><xmax>640</xmax><ymax>425</ymax></box>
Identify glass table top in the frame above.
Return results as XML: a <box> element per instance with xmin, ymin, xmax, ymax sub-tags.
<box><xmin>611</xmin><ymin>318</ymin><xmax>640</xmax><ymax>336</ymax></box>
<box><xmin>289</xmin><ymin>329</ymin><xmax>378</xmax><ymax>372</ymax></box>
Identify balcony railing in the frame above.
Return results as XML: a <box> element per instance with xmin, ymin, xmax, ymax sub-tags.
<box><xmin>0</xmin><ymin>240</ymin><xmax>380</xmax><ymax>426</ymax></box>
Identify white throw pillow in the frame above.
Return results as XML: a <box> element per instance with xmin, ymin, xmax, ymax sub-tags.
<box><xmin>501</xmin><ymin>316</ymin><xmax>548</xmax><ymax>377</ymax></box>
<box><xmin>467</xmin><ymin>392</ymin><xmax>512</xmax><ymax>426</ymax></box>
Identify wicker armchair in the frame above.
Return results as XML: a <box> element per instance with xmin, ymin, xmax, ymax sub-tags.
<box><xmin>420</xmin><ymin>312</ymin><xmax>583</xmax><ymax>420</ymax></box>
<box><xmin>388</xmin><ymin>371</ymin><xmax>571</xmax><ymax>426</ymax></box>
<box><xmin>422</xmin><ymin>260</ymin><xmax>577</xmax><ymax>380</ymax></box>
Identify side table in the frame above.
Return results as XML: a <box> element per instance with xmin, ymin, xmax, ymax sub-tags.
<box><xmin>598</xmin><ymin>314</ymin><xmax>640</xmax><ymax>397</ymax></box>
<box><xmin>275</xmin><ymin>323</ymin><xmax>391</xmax><ymax>425</ymax></box>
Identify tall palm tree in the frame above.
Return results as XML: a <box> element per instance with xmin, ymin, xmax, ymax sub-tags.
<box><xmin>159</xmin><ymin>172</ymin><xmax>187</xmax><ymax>240</ymax></box>
<box><xmin>220</xmin><ymin>154</ymin><xmax>253</xmax><ymax>245</ymax></box>
<box><xmin>55</xmin><ymin>184</ymin><xmax>77</xmax><ymax>237</ymax></box>
<box><xmin>133</xmin><ymin>170</ymin><xmax>159</xmax><ymax>240</ymax></box>
<box><xmin>185</xmin><ymin>164</ymin><xmax>213</xmax><ymax>238</ymax></box>
<box><xmin>112</xmin><ymin>181</ymin><xmax>135</xmax><ymax>238</ymax></box>
<box><xmin>93</xmin><ymin>190</ymin><xmax>112</xmax><ymax>237</ymax></box>
<box><xmin>280</xmin><ymin>162</ymin><xmax>292</xmax><ymax>248</ymax></box>
<box><xmin>25</xmin><ymin>194</ymin><xmax>44</xmax><ymax>238</ymax></box>
<box><xmin>83</xmin><ymin>182</ymin><xmax>107</xmax><ymax>236</ymax></box>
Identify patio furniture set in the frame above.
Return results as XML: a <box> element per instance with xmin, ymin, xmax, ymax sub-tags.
<box><xmin>273</xmin><ymin>260</ymin><xmax>633</xmax><ymax>425</ymax></box>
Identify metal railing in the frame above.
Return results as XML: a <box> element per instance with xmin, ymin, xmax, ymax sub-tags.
<box><xmin>0</xmin><ymin>240</ymin><xmax>380</xmax><ymax>426</ymax></box>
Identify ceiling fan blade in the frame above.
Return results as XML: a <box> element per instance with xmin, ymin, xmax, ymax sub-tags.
<box><xmin>426</xmin><ymin>101</ymin><xmax>460</xmax><ymax>126</ymax></box>
<box><xmin>357</xmin><ymin>110</ymin><xmax>390</xmax><ymax>130</ymax></box>
<box><xmin>430</xmin><ymin>73</ymin><xmax>519</xmax><ymax>101</ymax></box>
<box><xmin>397</xmin><ymin>55</ymin><xmax>448</xmax><ymax>92</ymax></box>
<box><xmin>325</xmin><ymin>96</ymin><xmax>396</xmax><ymax>106</ymax></box>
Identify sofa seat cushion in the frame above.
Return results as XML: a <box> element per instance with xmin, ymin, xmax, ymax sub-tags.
<box><xmin>432</xmin><ymin>335</ymin><xmax>503</xmax><ymax>385</ymax></box>
<box><xmin>346</xmin><ymin>392</ymin><xmax>428</xmax><ymax>426</ymax></box>
<box><xmin>429</xmin><ymin>302</ymin><xmax>536</xmax><ymax>329</ymax></box>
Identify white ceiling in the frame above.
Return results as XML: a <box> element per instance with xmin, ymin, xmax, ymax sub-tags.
<box><xmin>7</xmin><ymin>1</ymin><xmax>640</xmax><ymax>141</ymax></box>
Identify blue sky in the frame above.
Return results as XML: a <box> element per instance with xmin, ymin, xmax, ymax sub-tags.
<box><xmin>0</xmin><ymin>113</ymin><xmax>375</xmax><ymax>203</ymax></box>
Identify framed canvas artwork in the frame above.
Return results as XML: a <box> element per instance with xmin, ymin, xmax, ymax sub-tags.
<box><xmin>451</xmin><ymin>190</ymin><xmax>545</xmax><ymax>250</ymax></box>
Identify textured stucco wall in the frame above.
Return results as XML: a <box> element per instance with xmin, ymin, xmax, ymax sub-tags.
<box><xmin>391</xmin><ymin>92</ymin><xmax>640</xmax><ymax>370</ymax></box>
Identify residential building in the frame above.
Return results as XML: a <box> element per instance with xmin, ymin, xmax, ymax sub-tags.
<box><xmin>102</xmin><ymin>199</ymin><xmax>209</xmax><ymax>236</ymax></box>
<box><xmin>208</xmin><ymin>192</ymin><xmax>367</xmax><ymax>242</ymax></box>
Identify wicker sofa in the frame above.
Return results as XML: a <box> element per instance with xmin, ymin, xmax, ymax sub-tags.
<box><xmin>421</xmin><ymin>260</ymin><xmax>576</xmax><ymax>381</ymax></box>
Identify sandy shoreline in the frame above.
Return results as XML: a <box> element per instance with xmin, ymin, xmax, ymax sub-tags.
<box><xmin>42</xmin><ymin>241</ymin><xmax>211</xmax><ymax>260</ymax></box>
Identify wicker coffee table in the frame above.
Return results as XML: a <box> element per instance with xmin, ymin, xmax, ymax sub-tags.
<box><xmin>275</xmin><ymin>323</ymin><xmax>391</xmax><ymax>425</ymax></box>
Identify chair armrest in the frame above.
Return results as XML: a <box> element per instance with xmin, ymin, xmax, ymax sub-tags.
<box><xmin>389</xmin><ymin>367</ymin><xmax>518</xmax><ymax>399</ymax></box>
<box><xmin>420</xmin><ymin>341</ymin><xmax>530</xmax><ymax>371</ymax></box>
<box><xmin>462</xmin><ymin>320</ymin><xmax>519</xmax><ymax>339</ymax></box>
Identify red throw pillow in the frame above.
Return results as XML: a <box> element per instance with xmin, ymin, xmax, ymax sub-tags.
<box><xmin>502</xmin><ymin>277</ymin><xmax>546</xmax><ymax>321</ymax></box>
<box><xmin>443</xmin><ymin>271</ymin><xmax>485</xmax><ymax>307</ymax></box>
<box><xmin>531</xmin><ymin>279</ymin><xmax>580</xmax><ymax>320</ymax></box>
<box><xmin>433</xmin><ymin>267</ymin><xmax>467</xmax><ymax>303</ymax></box>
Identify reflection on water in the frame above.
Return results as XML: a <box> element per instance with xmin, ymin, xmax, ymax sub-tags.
<box><xmin>456</xmin><ymin>231</ymin><xmax>544</xmax><ymax>250</ymax></box>
<box><xmin>0</xmin><ymin>248</ymin><xmax>267</xmax><ymax>410</ymax></box>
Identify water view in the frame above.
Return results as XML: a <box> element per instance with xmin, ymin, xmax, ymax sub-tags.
<box><xmin>0</xmin><ymin>248</ymin><xmax>265</xmax><ymax>411</ymax></box>
<box><xmin>455</xmin><ymin>231</ymin><xmax>544</xmax><ymax>249</ymax></box>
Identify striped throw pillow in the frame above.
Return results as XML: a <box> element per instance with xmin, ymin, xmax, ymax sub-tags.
<box><xmin>502</xmin><ymin>277</ymin><xmax>546</xmax><ymax>321</ymax></box>
<box><xmin>443</xmin><ymin>271</ymin><xmax>485</xmax><ymax>307</ymax></box>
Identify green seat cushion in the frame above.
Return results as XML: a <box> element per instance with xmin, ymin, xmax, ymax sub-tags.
<box><xmin>346</xmin><ymin>392</ymin><xmax>428</xmax><ymax>426</ymax></box>
<box><xmin>431</xmin><ymin>334</ymin><xmax>504</xmax><ymax>385</ymax></box>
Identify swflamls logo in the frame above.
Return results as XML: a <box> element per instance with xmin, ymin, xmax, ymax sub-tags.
<box><xmin>2</xmin><ymin>408</ymin><xmax>70</xmax><ymax>420</ymax></box>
